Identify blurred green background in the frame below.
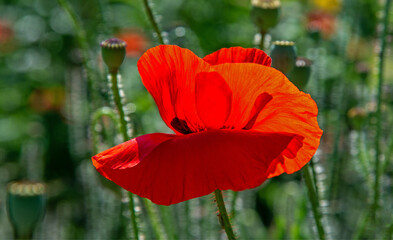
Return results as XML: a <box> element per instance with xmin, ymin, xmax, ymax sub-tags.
<box><xmin>0</xmin><ymin>0</ymin><xmax>392</xmax><ymax>239</ymax></box>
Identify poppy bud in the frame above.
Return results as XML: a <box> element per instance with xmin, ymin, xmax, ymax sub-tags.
<box><xmin>270</xmin><ymin>40</ymin><xmax>296</xmax><ymax>75</ymax></box>
<box><xmin>288</xmin><ymin>57</ymin><xmax>312</xmax><ymax>91</ymax></box>
<box><xmin>101</xmin><ymin>38</ymin><xmax>127</xmax><ymax>73</ymax></box>
<box><xmin>250</xmin><ymin>0</ymin><xmax>280</xmax><ymax>34</ymax></box>
<box><xmin>7</xmin><ymin>181</ymin><xmax>47</xmax><ymax>239</ymax></box>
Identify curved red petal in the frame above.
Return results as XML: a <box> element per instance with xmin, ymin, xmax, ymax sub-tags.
<box><xmin>203</xmin><ymin>47</ymin><xmax>271</xmax><ymax>66</ymax></box>
<box><xmin>195</xmin><ymin>72</ymin><xmax>232</xmax><ymax>129</ymax></box>
<box><xmin>92</xmin><ymin>130</ymin><xmax>303</xmax><ymax>205</ymax></box>
<box><xmin>137</xmin><ymin>45</ymin><xmax>210</xmax><ymax>134</ymax></box>
<box><xmin>92</xmin><ymin>133</ymin><xmax>175</xmax><ymax>180</ymax></box>
<box><xmin>251</xmin><ymin>92</ymin><xmax>323</xmax><ymax>177</ymax></box>
<box><xmin>212</xmin><ymin>63</ymin><xmax>300</xmax><ymax>129</ymax></box>
<box><xmin>243</xmin><ymin>93</ymin><xmax>273</xmax><ymax>130</ymax></box>
<box><xmin>209</xmin><ymin>63</ymin><xmax>322</xmax><ymax>176</ymax></box>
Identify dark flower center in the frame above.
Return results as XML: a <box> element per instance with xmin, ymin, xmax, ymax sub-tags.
<box><xmin>171</xmin><ymin>93</ymin><xmax>273</xmax><ymax>134</ymax></box>
<box><xmin>170</xmin><ymin>117</ymin><xmax>193</xmax><ymax>134</ymax></box>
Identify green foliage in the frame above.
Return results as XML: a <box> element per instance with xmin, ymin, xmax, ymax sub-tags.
<box><xmin>0</xmin><ymin>0</ymin><xmax>392</xmax><ymax>239</ymax></box>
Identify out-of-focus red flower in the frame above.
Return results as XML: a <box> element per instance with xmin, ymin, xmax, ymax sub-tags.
<box><xmin>307</xmin><ymin>11</ymin><xmax>336</xmax><ymax>39</ymax></box>
<box><xmin>116</xmin><ymin>29</ymin><xmax>149</xmax><ymax>58</ymax></box>
<box><xmin>0</xmin><ymin>19</ymin><xmax>14</xmax><ymax>53</ymax></box>
<box><xmin>0</xmin><ymin>20</ymin><xmax>13</xmax><ymax>44</ymax></box>
<box><xmin>29</xmin><ymin>87</ymin><xmax>65</xmax><ymax>113</ymax></box>
<box><xmin>92</xmin><ymin>45</ymin><xmax>322</xmax><ymax>205</ymax></box>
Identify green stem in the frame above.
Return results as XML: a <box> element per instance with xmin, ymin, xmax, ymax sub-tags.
<box><xmin>184</xmin><ymin>201</ymin><xmax>191</xmax><ymax>239</ymax></box>
<box><xmin>57</xmin><ymin>0</ymin><xmax>99</xmax><ymax>104</ymax></box>
<box><xmin>109</xmin><ymin>71</ymin><xmax>166</xmax><ymax>240</ymax></box>
<box><xmin>144</xmin><ymin>199</ymin><xmax>165</xmax><ymax>240</ymax></box>
<box><xmin>127</xmin><ymin>192</ymin><xmax>139</xmax><ymax>240</ymax></box>
<box><xmin>309</xmin><ymin>159</ymin><xmax>320</xmax><ymax>203</ymax></box>
<box><xmin>328</xmin><ymin>79</ymin><xmax>345</xmax><ymax>201</ymax></box>
<box><xmin>383</xmin><ymin>123</ymin><xmax>393</xmax><ymax>173</ymax></box>
<box><xmin>199</xmin><ymin>197</ymin><xmax>205</xmax><ymax>240</ymax></box>
<box><xmin>259</xmin><ymin>31</ymin><xmax>265</xmax><ymax>50</ymax></box>
<box><xmin>302</xmin><ymin>164</ymin><xmax>325</xmax><ymax>240</ymax></box>
<box><xmin>142</xmin><ymin>0</ymin><xmax>164</xmax><ymax>45</ymax></box>
<box><xmin>158</xmin><ymin>205</ymin><xmax>179</xmax><ymax>240</ymax></box>
<box><xmin>372</xmin><ymin>0</ymin><xmax>392</xmax><ymax>220</ymax></box>
<box><xmin>214</xmin><ymin>190</ymin><xmax>236</xmax><ymax>240</ymax></box>
<box><xmin>56</xmin><ymin>0</ymin><xmax>88</xmax><ymax>62</ymax></box>
<box><xmin>109</xmin><ymin>72</ymin><xmax>129</xmax><ymax>141</ymax></box>
<box><xmin>108</xmin><ymin>71</ymin><xmax>140</xmax><ymax>240</ymax></box>
<box><xmin>352</xmin><ymin>211</ymin><xmax>370</xmax><ymax>240</ymax></box>
<box><xmin>357</xmin><ymin>131</ymin><xmax>373</xmax><ymax>189</ymax></box>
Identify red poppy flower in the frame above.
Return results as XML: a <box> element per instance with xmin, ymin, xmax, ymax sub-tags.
<box><xmin>307</xmin><ymin>11</ymin><xmax>336</xmax><ymax>39</ymax></box>
<box><xmin>92</xmin><ymin>45</ymin><xmax>322</xmax><ymax>206</ymax></box>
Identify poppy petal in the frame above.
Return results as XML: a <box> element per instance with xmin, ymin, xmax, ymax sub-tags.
<box><xmin>92</xmin><ymin>130</ymin><xmax>304</xmax><ymax>205</ymax></box>
<box><xmin>195</xmin><ymin>72</ymin><xmax>232</xmax><ymax>129</ymax></box>
<box><xmin>92</xmin><ymin>133</ymin><xmax>175</xmax><ymax>180</ymax></box>
<box><xmin>209</xmin><ymin>63</ymin><xmax>321</xmax><ymax>176</ymax></box>
<box><xmin>203</xmin><ymin>47</ymin><xmax>271</xmax><ymax>66</ymax></box>
<box><xmin>137</xmin><ymin>45</ymin><xmax>210</xmax><ymax>133</ymax></box>
<box><xmin>251</xmin><ymin>92</ymin><xmax>323</xmax><ymax>177</ymax></box>
<box><xmin>243</xmin><ymin>93</ymin><xmax>273</xmax><ymax>130</ymax></box>
<box><xmin>212</xmin><ymin>63</ymin><xmax>300</xmax><ymax>129</ymax></box>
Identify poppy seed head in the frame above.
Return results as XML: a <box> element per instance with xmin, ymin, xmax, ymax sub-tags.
<box><xmin>101</xmin><ymin>38</ymin><xmax>127</xmax><ymax>72</ymax></box>
<box><xmin>272</xmin><ymin>40</ymin><xmax>295</xmax><ymax>46</ymax></box>
<box><xmin>8</xmin><ymin>181</ymin><xmax>46</xmax><ymax>196</ymax></box>
<box><xmin>100</xmin><ymin>38</ymin><xmax>127</xmax><ymax>49</ymax></box>
<box><xmin>270</xmin><ymin>41</ymin><xmax>297</xmax><ymax>75</ymax></box>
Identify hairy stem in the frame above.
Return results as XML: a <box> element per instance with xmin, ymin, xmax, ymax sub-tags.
<box><xmin>159</xmin><ymin>205</ymin><xmax>179</xmax><ymax>240</ymax></box>
<box><xmin>108</xmin><ymin>72</ymin><xmax>140</xmax><ymax>240</ymax></box>
<box><xmin>372</xmin><ymin>0</ymin><xmax>392</xmax><ymax>220</ymax></box>
<box><xmin>214</xmin><ymin>190</ymin><xmax>236</xmax><ymax>240</ymax></box>
<box><xmin>57</xmin><ymin>0</ymin><xmax>99</xmax><ymax>105</ymax></box>
<box><xmin>302</xmin><ymin>164</ymin><xmax>325</xmax><ymax>240</ymax></box>
<box><xmin>109</xmin><ymin>72</ymin><xmax>129</xmax><ymax>141</ymax></box>
<box><xmin>109</xmin><ymin>72</ymin><xmax>167</xmax><ymax>240</ymax></box>
<box><xmin>309</xmin><ymin>159</ymin><xmax>320</xmax><ymax>203</ymax></box>
<box><xmin>142</xmin><ymin>0</ymin><xmax>164</xmax><ymax>44</ymax></box>
<box><xmin>144</xmin><ymin>199</ymin><xmax>165</xmax><ymax>240</ymax></box>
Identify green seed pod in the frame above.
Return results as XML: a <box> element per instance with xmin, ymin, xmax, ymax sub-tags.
<box><xmin>270</xmin><ymin>40</ymin><xmax>296</xmax><ymax>75</ymax></box>
<box><xmin>101</xmin><ymin>38</ymin><xmax>127</xmax><ymax>73</ymax></box>
<box><xmin>288</xmin><ymin>57</ymin><xmax>312</xmax><ymax>91</ymax></box>
<box><xmin>7</xmin><ymin>181</ymin><xmax>47</xmax><ymax>239</ymax></box>
<box><xmin>250</xmin><ymin>0</ymin><xmax>281</xmax><ymax>33</ymax></box>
